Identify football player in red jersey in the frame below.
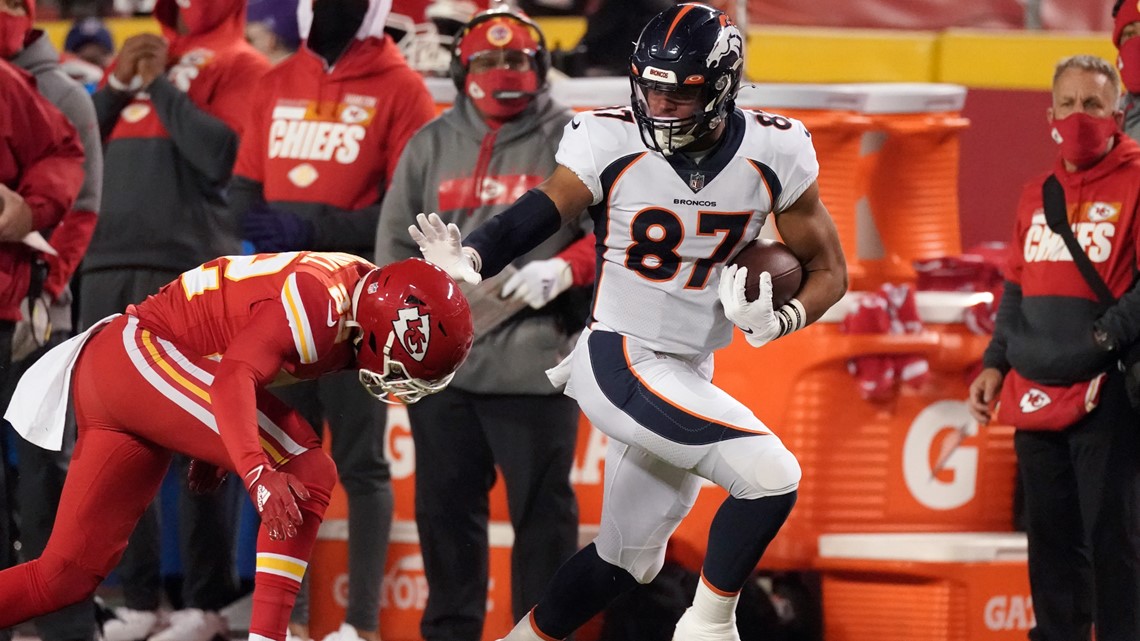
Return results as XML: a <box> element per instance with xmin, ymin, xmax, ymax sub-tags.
<box><xmin>0</xmin><ymin>253</ymin><xmax>473</xmax><ymax>641</ymax></box>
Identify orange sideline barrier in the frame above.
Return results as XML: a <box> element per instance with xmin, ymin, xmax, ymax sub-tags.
<box><xmin>815</xmin><ymin>533</ymin><xmax>1033</xmax><ymax>640</ymax></box>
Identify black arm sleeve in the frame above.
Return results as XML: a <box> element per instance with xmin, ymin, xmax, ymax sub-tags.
<box><xmin>92</xmin><ymin>86</ymin><xmax>133</xmax><ymax>140</ymax></box>
<box><xmin>147</xmin><ymin>77</ymin><xmax>238</xmax><ymax>184</ymax></box>
<box><xmin>228</xmin><ymin>175</ymin><xmax>264</xmax><ymax>223</ymax></box>
<box><xmin>311</xmin><ymin>203</ymin><xmax>381</xmax><ymax>254</ymax></box>
<box><xmin>464</xmin><ymin>188</ymin><xmax>563</xmax><ymax>278</ymax></box>
<box><xmin>982</xmin><ymin>281</ymin><xmax>1022</xmax><ymax>373</ymax></box>
<box><xmin>1095</xmin><ymin>277</ymin><xmax>1140</xmax><ymax>347</ymax></box>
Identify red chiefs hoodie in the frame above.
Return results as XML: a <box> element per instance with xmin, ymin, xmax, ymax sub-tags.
<box><xmin>230</xmin><ymin>0</ymin><xmax>436</xmax><ymax>257</ymax></box>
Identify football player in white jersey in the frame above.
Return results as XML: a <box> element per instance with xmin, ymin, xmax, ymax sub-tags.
<box><xmin>410</xmin><ymin>3</ymin><xmax>847</xmax><ymax>640</ymax></box>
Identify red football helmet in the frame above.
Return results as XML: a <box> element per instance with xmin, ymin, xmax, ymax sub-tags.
<box><xmin>349</xmin><ymin>258</ymin><xmax>474</xmax><ymax>403</ymax></box>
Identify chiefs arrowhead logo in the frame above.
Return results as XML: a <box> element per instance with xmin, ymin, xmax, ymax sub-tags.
<box><xmin>392</xmin><ymin>307</ymin><xmax>430</xmax><ymax>362</ymax></box>
<box><xmin>288</xmin><ymin>163</ymin><xmax>319</xmax><ymax>188</ymax></box>
<box><xmin>1019</xmin><ymin>388</ymin><xmax>1052</xmax><ymax>413</ymax></box>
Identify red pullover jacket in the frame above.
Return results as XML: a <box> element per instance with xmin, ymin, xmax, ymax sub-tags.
<box><xmin>230</xmin><ymin>0</ymin><xmax>436</xmax><ymax>258</ymax></box>
<box><xmin>0</xmin><ymin>61</ymin><xmax>85</xmax><ymax>321</ymax></box>
<box><xmin>984</xmin><ymin>133</ymin><xmax>1140</xmax><ymax>384</ymax></box>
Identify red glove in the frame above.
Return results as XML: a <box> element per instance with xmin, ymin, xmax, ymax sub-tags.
<box><xmin>187</xmin><ymin>459</ymin><xmax>227</xmax><ymax>495</ymax></box>
<box><xmin>244</xmin><ymin>464</ymin><xmax>310</xmax><ymax>540</ymax></box>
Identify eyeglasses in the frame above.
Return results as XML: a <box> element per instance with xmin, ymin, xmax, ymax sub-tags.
<box><xmin>467</xmin><ymin>49</ymin><xmax>533</xmax><ymax>74</ymax></box>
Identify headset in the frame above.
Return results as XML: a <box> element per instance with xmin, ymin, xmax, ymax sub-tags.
<box><xmin>449</xmin><ymin>7</ymin><xmax>550</xmax><ymax>93</ymax></box>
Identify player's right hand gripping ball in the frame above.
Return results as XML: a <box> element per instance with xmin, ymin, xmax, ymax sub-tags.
<box><xmin>408</xmin><ymin>213</ymin><xmax>482</xmax><ymax>285</ymax></box>
<box><xmin>720</xmin><ymin>239</ymin><xmax>802</xmax><ymax>349</ymax></box>
<box><xmin>729</xmin><ymin>239</ymin><xmax>803</xmax><ymax>305</ymax></box>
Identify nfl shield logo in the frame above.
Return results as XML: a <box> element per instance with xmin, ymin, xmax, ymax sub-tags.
<box><xmin>689</xmin><ymin>172</ymin><xmax>705</xmax><ymax>191</ymax></box>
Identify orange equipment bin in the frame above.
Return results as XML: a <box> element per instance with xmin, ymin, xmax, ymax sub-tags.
<box><xmin>853</xmin><ymin>85</ymin><xmax>971</xmax><ymax>287</ymax></box>
<box><xmin>668</xmin><ymin>291</ymin><xmax>1018</xmax><ymax>572</ymax></box>
<box><xmin>815</xmin><ymin>533</ymin><xmax>1034</xmax><ymax>641</ymax></box>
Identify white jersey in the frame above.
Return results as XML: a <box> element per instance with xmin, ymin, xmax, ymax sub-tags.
<box><xmin>555</xmin><ymin>106</ymin><xmax>820</xmax><ymax>357</ymax></box>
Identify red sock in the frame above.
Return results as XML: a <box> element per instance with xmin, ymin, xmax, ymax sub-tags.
<box><xmin>248</xmin><ymin>450</ymin><xmax>336</xmax><ymax>641</ymax></box>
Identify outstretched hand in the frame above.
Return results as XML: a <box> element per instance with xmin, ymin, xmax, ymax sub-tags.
<box><xmin>408</xmin><ymin>213</ymin><xmax>482</xmax><ymax>285</ymax></box>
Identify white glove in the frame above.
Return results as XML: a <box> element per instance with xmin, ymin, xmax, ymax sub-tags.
<box><xmin>719</xmin><ymin>264</ymin><xmax>785</xmax><ymax>348</ymax></box>
<box><xmin>408</xmin><ymin>212</ymin><xmax>482</xmax><ymax>284</ymax></box>
<box><xmin>500</xmin><ymin>258</ymin><xmax>572</xmax><ymax>309</ymax></box>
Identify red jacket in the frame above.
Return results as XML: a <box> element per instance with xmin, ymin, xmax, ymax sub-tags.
<box><xmin>0</xmin><ymin>61</ymin><xmax>85</xmax><ymax>321</ymax></box>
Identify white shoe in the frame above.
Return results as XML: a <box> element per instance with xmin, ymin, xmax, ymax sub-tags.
<box><xmin>286</xmin><ymin>629</ymin><xmax>310</xmax><ymax>641</ymax></box>
<box><xmin>671</xmin><ymin>607</ymin><xmax>741</xmax><ymax>641</ymax></box>
<box><xmin>149</xmin><ymin>609</ymin><xmax>228</xmax><ymax>641</ymax></box>
<box><xmin>102</xmin><ymin>608</ymin><xmax>160</xmax><ymax>641</ymax></box>
<box><xmin>318</xmin><ymin>624</ymin><xmax>368</xmax><ymax>641</ymax></box>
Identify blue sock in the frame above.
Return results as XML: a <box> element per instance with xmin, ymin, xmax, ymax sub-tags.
<box><xmin>531</xmin><ymin>543</ymin><xmax>640</xmax><ymax>639</ymax></box>
<box><xmin>702</xmin><ymin>491</ymin><xmax>797</xmax><ymax>592</ymax></box>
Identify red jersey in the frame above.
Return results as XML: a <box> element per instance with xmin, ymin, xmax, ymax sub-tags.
<box><xmin>132</xmin><ymin>251</ymin><xmax>372</xmax><ymax>378</ymax></box>
<box><xmin>1008</xmin><ymin>134</ymin><xmax>1140</xmax><ymax>300</ymax></box>
<box><xmin>127</xmin><ymin>251</ymin><xmax>374</xmax><ymax>473</ymax></box>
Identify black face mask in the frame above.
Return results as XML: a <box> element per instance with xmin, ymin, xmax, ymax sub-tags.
<box><xmin>309</xmin><ymin>0</ymin><xmax>369</xmax><ymax>65</ymax></box>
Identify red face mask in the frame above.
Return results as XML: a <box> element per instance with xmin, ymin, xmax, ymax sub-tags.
<box><xmin>1051</xmin><ymin>112</ymin><xmax>1118</xmax><ymax>169</ymax></box>
<box><xmin>465</xmin><ymin>68</ymin><xmax>538</xmax><ymax>121</ymax></box>
<box><xmin>0</xmin><ymin>13</ymin><xmax>31</xmax><ymax>58</ymax></box>
<box><xmin>1120</xmin><ymin>37</ymin><xmax>1140</xmax><ymax>95</ymax></box>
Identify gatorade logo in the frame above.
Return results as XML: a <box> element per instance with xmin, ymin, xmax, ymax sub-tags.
<box><xmin>385</xmin><ymin>404</ymin><xmax>415</xmax><ymax>481</ymax></box>
<box><xmin>984</xmin><ymin>595</ymin><xmax>1036</xmax><ymax>631</ymax></box>
<box><xmin>902</xmin><ymin>401</ymin><xmax>979</xmax><ymax>510</ymax></box>
<box><xmin>333</xmin><ymin>573</ymin><xmax>349</xmax><ymax>607</ymax></box>
<box><xmin>381</xmin><ymin>554</ymin><xmax>429</xmax><ymax>611</ymax></box>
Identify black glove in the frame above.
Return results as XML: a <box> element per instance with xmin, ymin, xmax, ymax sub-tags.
<box><xmin>242</xmin><ymin>204</ymin><xmax>315</xmax><ymax>253</ymax></box>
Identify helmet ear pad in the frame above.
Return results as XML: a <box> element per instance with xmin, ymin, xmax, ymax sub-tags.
<box><xmin>449</xmin><ymin>8</ymin><xmax>550</xmax><ymax>93</ymax></box>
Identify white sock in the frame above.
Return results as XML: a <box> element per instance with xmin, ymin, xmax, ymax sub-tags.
<box><xmin>689</xmin><ymin>577</ymin><xmax>740</xmax><ymax>624</ymax></box>
<box><xmin>502</xmin><ymin>611</ymin><xmax>550</xmax><ymax>641</ymax></box>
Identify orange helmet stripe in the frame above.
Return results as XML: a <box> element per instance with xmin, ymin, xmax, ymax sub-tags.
<box><xmin>663</xmin><ymin>4</ymin><xmax>696</xmax><ymax>49</ymax></box>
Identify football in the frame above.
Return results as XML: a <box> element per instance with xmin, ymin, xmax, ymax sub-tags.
<box><xmin>729</xmin><ymin>239</ymin><xmax>803</xmax><ymax>306</ymax></box>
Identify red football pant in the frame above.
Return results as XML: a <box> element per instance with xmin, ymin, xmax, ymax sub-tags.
<box><xmin>0</xmin><ymin>316</ymin><xmax>338</xmax><ymax>640</ymax></box>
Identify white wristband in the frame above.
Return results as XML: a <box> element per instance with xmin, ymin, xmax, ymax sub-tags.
<box><xmin>462</xmin><ymin>246</ymin><xmax>482</xmax><ymax>274</ymax></box>
<box><xmin>775</xmin><ymin>298</ymin><xmax>807</xmax><ymax>337</ymax></box>
<box><xmin>107</xmin><ymin>72</ymin><xmax>143</xmax><ymax>93</ymax></box>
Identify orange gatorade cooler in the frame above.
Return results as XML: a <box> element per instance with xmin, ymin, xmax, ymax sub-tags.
<box><xmin>738</xmin><ymin>83</ymin><xmax>875</xmax><ymax>286</ymax></box>
<box><xmin>855</xmin><ymin>84</ymin><xmax>970</xmax><ymax>287</ymax></box>
<box><xmin>669</xmin><ymin>291</ymin><xmax>1017</xmax><ymax>572</ymax></box>
<box><xmin>816</xmin><ymin>533</ymin><xmax>1034</xmax><ymax>641</ymax></box>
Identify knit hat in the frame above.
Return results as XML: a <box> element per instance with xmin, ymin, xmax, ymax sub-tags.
<box><xmin>63</xmin><ymin>16</ymin><xmax>113</xmax><ymax>54</ymax></box>
<box><xmin>247</xmin><ymin>0</ymin><xmax>301</xmax><ymax>50</ymax></box>
<box><xmin>457</xmin><ymin>13</ymin><xmax>540</xmax><ymax>66</ymax></box>
<box><xmin>1114</xmin><ymin>0</ymin><xmax>1140</xmax><ymax>47</ymax></box>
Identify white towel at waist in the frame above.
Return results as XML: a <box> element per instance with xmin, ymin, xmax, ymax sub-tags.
<box><xmin>4</xmin><ymin>314</ymin><xmax>119</xmax><ymax>451</ymax></box>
